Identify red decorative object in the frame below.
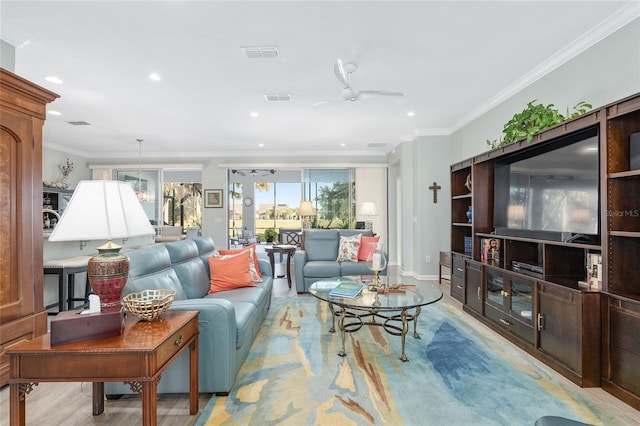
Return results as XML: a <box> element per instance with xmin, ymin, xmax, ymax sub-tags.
<box><xmin>88</xmin><ymin>243</ymin><xmax>130</xmax><ymax>312</ymax></box>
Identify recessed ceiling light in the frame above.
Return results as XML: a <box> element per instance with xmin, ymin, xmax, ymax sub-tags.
<box><xmin>47</xmin><ymin>110</ymin><xmax>61</xmax><ymax>116</ymax></box>
<box><xmin>340</xmin><ymin>143</ymin><xmax>346</xmax><ymax>147</ymax></box>
<box><xmin>44</xmin><ymin>76</ymin><xmax>63</xmax><ymax>84</ymax></box>
<box><xmin>149</xmin><ymin>73</ymin><xmax>161</xmax><ymax>81</ymax></box>
<box><xmin>258</xmin><ymin>143</ymin><xmax>264</xmax><ymax>147</ymax></box>
<box><xmin>407</xmin><ymin>111</ymin><xmax>415</xmax><ymax>117</ymax></box>
<box><xmin>250</xmin><ymin>112</ymin><xmax>259</xmax><ymax>118</ymax></box>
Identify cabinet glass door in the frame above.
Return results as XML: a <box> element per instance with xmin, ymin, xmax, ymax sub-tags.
<box><xmin>485</xmin><ymin>270</ymin><xmax>504</xmax><ymax>308</ymax></box>
<box><xmin>509</xmin><ymin>277</ymin><xmax>534</xmax><ymax>324</ymax></box>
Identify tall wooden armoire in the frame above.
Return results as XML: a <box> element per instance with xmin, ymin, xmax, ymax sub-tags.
<box><xmin>0</xmin><ymin>68</ymin><xmax>59</xmax><ymax>386</ymax></box>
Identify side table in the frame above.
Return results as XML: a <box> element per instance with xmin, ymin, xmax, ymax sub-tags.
<box><xmin>265</xmin><ymin>245</ymin><xmax>297</xmax><ymax>288</ymax></box>
<box><xmin>7</xmin><ymin>310</ymin><xmax>199</xmax><ymax>426</ymax></box>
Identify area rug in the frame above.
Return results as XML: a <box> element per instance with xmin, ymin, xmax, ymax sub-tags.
<box><xmin>197</xmin><ymin>295</ymin><xmax>620</xmax><ymax>425</ymax></box>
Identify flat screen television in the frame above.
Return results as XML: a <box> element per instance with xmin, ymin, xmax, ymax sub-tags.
<box><xmin>493</xmin><ymin>126</ymin><xmax>600</xmax><ymax>244</ymax></box>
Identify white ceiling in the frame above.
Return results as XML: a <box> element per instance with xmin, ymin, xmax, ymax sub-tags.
<box><xmin>1</xmin><ymin>1</ymin><xmax>637</xmax><ymax>159</ymax></box>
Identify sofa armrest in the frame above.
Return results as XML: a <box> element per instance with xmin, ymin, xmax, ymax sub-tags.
<box><xmin>168</xmin><ymin>298</ymin><xmax>237</xmax><ymax>380</ymax></box>
<box><xmin>293</xmin><ymin>250</ymin><xmax>307</xmax><ymax>293</ymax></box>
<box><xmin>258</xmin><ymin>258</ymin><xmax>272</xmax><ymax>277</ymax></box>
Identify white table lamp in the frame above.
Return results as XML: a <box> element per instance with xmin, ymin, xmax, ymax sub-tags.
<box><xmin>360</xmin><ymin>201</ymin><xmax>377</xmax><ymax>231</ymax></box>
<box><xmin>48</xmin><ymin>180</ymin><xmax>155</xmax><ymax>311</ymax></box>
<box><xmin>299</xmin><ymin>201</ymin><xmax>315</xmax><ymax>229</ymax></box>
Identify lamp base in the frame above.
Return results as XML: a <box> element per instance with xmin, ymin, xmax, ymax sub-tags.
<box><xmin>365</xmin><ymin>220</ymin><xmax>373</xmax><ymax>231</ymax></box>
<box><xmin>88</xmin><ymin>241</ymin><xmax>129</xmax><ymax>312</ymax></box>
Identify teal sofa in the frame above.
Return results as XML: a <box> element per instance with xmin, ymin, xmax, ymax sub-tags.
<box><xmin>293</xmin><ymin>229</ymin><xmax>387</xmax><ymax>293</ymax></box>
<box><xmin>104</xmin><ymin>236</ymin><xmax>272</xmax><ymax>396</ymax></box>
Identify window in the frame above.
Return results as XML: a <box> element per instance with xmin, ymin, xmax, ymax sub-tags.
<box><xmin>303</xmin><ymin>169</ymin><xmax>355</xmax><ymax>229</ymax></box>
<box><xmin>162</xmin><ymin>183</ymin><xmax>202</xmax><ymax>229</ymax></box>
<box><xmin>255</xmin><ymin>182</ymin><xmax>302</xmax><ymax>237</ymax></box>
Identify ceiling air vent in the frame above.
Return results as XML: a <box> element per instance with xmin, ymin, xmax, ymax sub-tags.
<box><xmin>241</xmin><ymin>46</ymin><xmax>279</xmax><ymax>59</ymax></box>
<box><xmin>368</xmin><ymin>142</ymin><xmax>388</xmax><ymax>148</ymax></box>
<box><xmin>264</xmin><ymin>93</ymin><xmax>291</xmax><ymax>102</ymax></box>
<box><xmin>66</xmin><ymin>121</ymin><xmax>91</xmax><ymax>126</ymax></box>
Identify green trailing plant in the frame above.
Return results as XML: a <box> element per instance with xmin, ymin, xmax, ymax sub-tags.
<box><xmin>487</xmin><ymin>100</ymin><xmax>592</xmax><ymax>149</ymax></box>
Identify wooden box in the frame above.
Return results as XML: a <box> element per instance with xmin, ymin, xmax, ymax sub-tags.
<box><xmin>50</xmin><ymin>308</ymin><xmax>125</xmax><ymax>346</ymax></box>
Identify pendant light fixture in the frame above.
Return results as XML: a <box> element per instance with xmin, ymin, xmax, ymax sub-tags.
<box><xmin>136</xmin><ymin>138</ymin><xmax>147</xmax><ymax>202</ymax></box>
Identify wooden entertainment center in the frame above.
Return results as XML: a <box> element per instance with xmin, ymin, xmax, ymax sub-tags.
<box><xmin>450</xmin><ymin>92</ymin><xmax>640</xmax><ymax>410</ymax></box>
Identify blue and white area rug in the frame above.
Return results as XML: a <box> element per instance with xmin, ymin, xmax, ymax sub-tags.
<box><xmin>197</xmin><ymin>296</ymin><xmax>620</xmax><ymax>425</ymax></box>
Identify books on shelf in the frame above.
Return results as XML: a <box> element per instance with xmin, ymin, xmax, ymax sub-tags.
<box><xmin>328</xmin><ymin>281</ymin><xmax>364</xmax><ymax>298</ymax></box>
<box><xmin>587</xmin><ymin>253</ymin><xmax>603</xmax><ymax>290</ymax></box>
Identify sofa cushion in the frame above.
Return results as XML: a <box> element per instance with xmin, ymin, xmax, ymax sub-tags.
<box><xmin>338</xmin><ymin>229</ymin><xmax>373</xmax><ymax>238</ymax></box>
<box><xmin>192</xmin><ymin>236</ymin><xmax>216</xmax><ymax>271</ymax></box>
<box><xmin>205</xmin><ymin>286</ymin><xmax>268</xmax><ymax>312</ymax></box>
<box><xmin>208</xmin><ymin>251</ymin><xmax>256</xmax><ymax>293</ymax></box>
<box><xmin>303</xmin><ymin>260</ymin><xmax>341</xmax><ymax>278</ymax></box>
<box><xmin>358</xmin><ymin>235</ymin><xmax>381</xmax><ymax>261</ymax></box>
<box><xmin>340</xmin><ymin>260</ymin><xmax>374</xmax><ymax>276</ymax></box>
<box><xmin>124</xmin><ymin>244</ymin><xmax>188</xmax><ymax>300</ymax></box>
<box><xmin>304</xmin><ymin>229</ymin><xmax>339</xmax><ymax>261</ymax></box>
<box><xmin>336</xmin><ymin>233</ymin><xmax>361</xmax><ymax>262</ymax></box>
<box><xmin>218</xmin><ymin>245</ymin><xmax>262</xmax><ymax>282</ymax></box>
<box><xmin>165</xmin><ymin>239</ymin><xmax>210</xmax><ymax>299</ymax></box>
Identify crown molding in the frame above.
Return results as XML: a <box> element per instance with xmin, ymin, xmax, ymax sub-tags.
<box><xmin>448</xmin><ymin>3</ymin><xmax>640</xmax><ymax>134</ymax></box>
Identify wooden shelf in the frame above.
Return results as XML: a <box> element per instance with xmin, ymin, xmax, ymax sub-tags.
<box><xmin>609</xmin><ymin>230</ymin><xmax>640</xmax><ymax>238</ymax></box>
<box><xmin>609</xmin><ymin>170</ymin><xmax>640</xmax><ymax>179</ymax></box>
<box><xmin>452</xmin><ymin>194</ymin><xmax>472</xmax><ymax>200</ymax></box>
<box><xmin>451</xmin><ymin>91</ymin><xmax>640</xmax><ymax>406</ymax></box>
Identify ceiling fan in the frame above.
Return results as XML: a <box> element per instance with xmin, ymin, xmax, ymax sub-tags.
<box><xmin>313</xmin><ymin>59</ymin><xmax>404</xmax><ymax>106</ymax></box>
<box><xmin>231</xmin><ymin>169</ymin><xmax>276</xmax><ymax>177</ymax></box>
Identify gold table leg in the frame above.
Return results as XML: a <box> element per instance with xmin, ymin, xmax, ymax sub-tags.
<box><xmin>328</xmin><ymin>302</ymin><xmax>337</xmax><ymax>333</ymax></box>
<box><xmin>413</xmin><ymin>306</ymin><xmax>422</xmax><ymax>339</ymax></box>
<box><xmin>338</xmin><ymin>308</ymin><xmax>347</xmax><ymax>357</ymax></box>
<box><xmin>400</xmin><ymin>309</ymin><xmax>409</xmax><ymax>362</ymax></box>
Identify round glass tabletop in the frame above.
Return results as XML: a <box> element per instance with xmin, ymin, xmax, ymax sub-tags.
<box><xmin>309</xmin><ymin>275</ymin><xmax>443</xmax><ymax>311</ymax></box>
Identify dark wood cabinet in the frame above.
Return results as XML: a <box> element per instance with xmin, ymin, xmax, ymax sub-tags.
<box><xmin>537</xmin><ymin>282</ymin><xmax>600</xmax><ymax>387</ymax></box>
<box><xmin>464</xmin><ymin>260</ymin><xmax>482</xmax><ymax>314</ymax></box>
<box><xmin>450</xmin><ymin>252</ymin><xmax>465</xmax><ymax>302</ymax></box>
<box><xmin>0</xmin><ymin>69</ymin><xmax>59</xmax><ymax>386</ymax></box>
<box><xmin>483</xmin><ymin>267</ymin><xmax>535</xmax><ymax>344</ymax></box>
<box><xmin>602</xmin><ymin>295</ymin><xmax>640</xmax><ymax>410</ymax></box>
<box><xmin>450</xmin><ymin>91</ymin><xmax>640</xmax><ymax>405</ymax></box>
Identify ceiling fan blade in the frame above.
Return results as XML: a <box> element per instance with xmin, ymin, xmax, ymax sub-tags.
<box><xmin>311</xmin><ymin>100</ymin><xmax>330</xmax><ymax>107</ymax></box>
<box><xmin>359</xmin><ymin>90</ymin><xmax>404</xmax><ymax>98</ymax></box>
<box><xmin>334</xmin><ymin>59</ymin><xmax>349</xmax><ymax>87</ymax></box>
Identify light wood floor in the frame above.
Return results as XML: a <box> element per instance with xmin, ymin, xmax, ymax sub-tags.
<box><xmin>2</xmin><ymin>267</ymin><xmax>639</xmax><ymax>425</ymax></box>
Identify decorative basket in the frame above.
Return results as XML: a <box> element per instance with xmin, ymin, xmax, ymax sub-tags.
<box><xmin>123</xmin><ymin>289</ymin><xmax>175</xmax><ymax>321</ymax></box>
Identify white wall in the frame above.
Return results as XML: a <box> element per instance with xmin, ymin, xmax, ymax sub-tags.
<box><xmin>451</xmin><ymin>19</ymin><xmax>640</xmax><ymax>162</ymax></box>
<box><xmin>42</xmin><ymin>147</ymin><xmax>92</xmax><ymax>190</ymax></box>
<box><xmin>355</xmin><ymin>167</ymin><xmax>388</xmax><ymax>248</ymax></box>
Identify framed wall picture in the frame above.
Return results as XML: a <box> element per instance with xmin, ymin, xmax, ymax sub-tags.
<box><xmin>204</xmin><ymin>189</ymin><xmax>223</xmax><ymax>208</ymax></box>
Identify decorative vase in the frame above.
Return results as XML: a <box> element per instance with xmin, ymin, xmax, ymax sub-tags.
<box><xmin>366</xmin><ymin>243</ymin><xmax>387</xmax><ymax>290</ymax></box>
<box><xmin>466</xmin><ymin>206</ymin><xmax>472</xmax><ymax>223</ymax></box>
<box><xmin>60</xmin><ymin>175</ymin><xmax>70</xmax><ymax>189</ymax></box>
<box><xmin>88</xmin><ymin>242</ymin><xmax>130</xmax><ymax>312</ymax></box>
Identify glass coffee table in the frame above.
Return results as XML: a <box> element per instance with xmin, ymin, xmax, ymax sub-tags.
<box><xmin>309</xmin><ymin>276</ymin><xmax>443</xmax><ymax>362</ymax></box>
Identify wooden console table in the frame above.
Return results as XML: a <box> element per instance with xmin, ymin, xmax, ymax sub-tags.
<box><xmin>7</xmin><ymin>310</ymin><xmax>199</xmax><ymax>426</ymax></box>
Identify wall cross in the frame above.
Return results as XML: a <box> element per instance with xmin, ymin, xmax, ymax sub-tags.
<box><xmin>428</xmin><ymin>182</ymin><xmax>441</xmax><ymax>203</ymax></box>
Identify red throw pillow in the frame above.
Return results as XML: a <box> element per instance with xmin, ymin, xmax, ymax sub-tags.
<box><xmin>208</xmin><ymin>251</ymin><xmax>256</xmax><ymax>293</ymax></box>
<box><xmin>219</xmin><ymin>244</ymin><xmax>263</xmax><ymax>279</ymax></box>
<box><xmin>358</xmin><ymin>236</ymin><xmax>381</xmax><ymax>261</ymax></box>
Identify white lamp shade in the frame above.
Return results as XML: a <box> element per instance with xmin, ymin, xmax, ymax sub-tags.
<box><xmin>298</xmin><ymin>201</ymin><xmax>315</xmax><ymax>217</ymax></box>
<box><xmin>507</xmin><ymin>205</ymin><xmax>525</xmax><ymax>222</ymax></box>
<box><xmin>48</xmin><ymin>180</ymin><xmax>155</xmax><ymax>241</ymax></box>
<box><xmin>360</xmin><ymin>201</ymin><xmax>377</xmax><ymax>216</ymax></box>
